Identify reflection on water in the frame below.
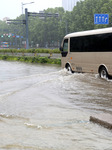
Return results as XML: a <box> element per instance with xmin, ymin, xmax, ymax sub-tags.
<box><xmin>0</xmin><ymin>60</ymin><xmax>112</xmax><ymax>150</ymax></box>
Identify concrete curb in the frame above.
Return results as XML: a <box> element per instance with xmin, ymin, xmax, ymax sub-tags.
<box><xmin>90</xmin><ymin>113</ymin><xmax>112</xmax><ymax>130</ymax></box>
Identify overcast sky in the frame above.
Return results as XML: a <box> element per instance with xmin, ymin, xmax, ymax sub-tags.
<box><xmin>0</xmin><ymin>0</ymin><xmax>62</xmax><ymax>20</ymax></box>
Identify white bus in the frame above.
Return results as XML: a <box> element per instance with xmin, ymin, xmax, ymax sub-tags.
<box><xmin>60</xmin><ymin>27</ymin><xmax>112</xmax><ymax>79</ymax></box>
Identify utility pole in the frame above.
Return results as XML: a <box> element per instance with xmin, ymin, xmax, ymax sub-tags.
<box><xmin>25</xmin><ymin>8</ymin><xmax>29</xmax><ymax>49</ymax></box>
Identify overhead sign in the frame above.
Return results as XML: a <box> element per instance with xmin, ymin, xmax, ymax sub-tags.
<box><xmin>94</xmin><ymin>14</ymin><xmax>109</xmax><ymax>24</ymax></box>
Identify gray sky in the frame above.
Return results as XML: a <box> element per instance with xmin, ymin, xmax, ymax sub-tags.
<box><xmin>0</xmin><ymin>0</ymin><xmax>62</xmax><ymax>20</ymax></box>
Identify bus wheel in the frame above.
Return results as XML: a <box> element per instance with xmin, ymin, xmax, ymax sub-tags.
<box><xmin>66</xmin><ymin>64</ymin><xmax>73</xmax><ymax>73</ymax></box>
<box><xmin>99</xmin><ymin>67</ymin><xmax>108</xmax><ymax>79</ymax></box>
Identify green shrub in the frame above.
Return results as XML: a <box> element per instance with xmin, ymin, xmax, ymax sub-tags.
<box><xmin>2</xmin><ymin>55</ymin><xmax>8</xmax><ymax>60</ymax></box>
<box><xmin>0</xmin><ymin>48</ymin><xmax>60</xmax><ymax>54</ymax></box>
<box><xmin>0</xmin><ymin>54</ymin><xmax>61</xmax><ymax>65</ymax></box>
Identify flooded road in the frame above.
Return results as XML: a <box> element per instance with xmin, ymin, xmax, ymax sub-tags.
<box><xmin>0</xmin><ymin>60</ymin><xmax>112</xmax><ymax>150</ymax></box>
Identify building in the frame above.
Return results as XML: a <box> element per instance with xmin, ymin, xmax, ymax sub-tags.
<box><xmin>62</xmin><ymin>0</ymin><xmax>80</xmax><ymax>11</ymax></box>
<box><xmin>3</xmin><ymin>17</ymin><xmax>10</xmax><ymax>22</ymax></box>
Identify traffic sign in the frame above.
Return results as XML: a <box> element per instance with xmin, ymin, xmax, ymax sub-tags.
<box><xmin>16</xmin><ymin>35</ymin><xmax>20</xmax><ymax>38</ymax></box>
<box><xmin>94</xmin><ymin>14</ymin><xmax>109</xmax><ymax>24</ymax></box>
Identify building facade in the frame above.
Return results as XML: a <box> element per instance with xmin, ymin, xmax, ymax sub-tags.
<box><xmin>62</xmin><ymin>0</ymin><xmax>80</xmax><ymax>11</ymax></box>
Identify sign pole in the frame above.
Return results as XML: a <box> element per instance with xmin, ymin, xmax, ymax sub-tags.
<box><xmin>25</xmin><ymin>8</ymin><xmax>29</xmax><ymax>49</ymax></box>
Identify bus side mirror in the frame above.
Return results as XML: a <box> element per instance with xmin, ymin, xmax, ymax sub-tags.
<box><xmin>59</xmin><ymin>47</ymin><xmax>63</xmax><ymax>52</ymax></box>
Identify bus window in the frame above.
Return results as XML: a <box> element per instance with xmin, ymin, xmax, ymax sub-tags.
<box><xmin>70</xmin><ymin>33</ymin><xmax>112</xmax><ymax>52</ymax></box>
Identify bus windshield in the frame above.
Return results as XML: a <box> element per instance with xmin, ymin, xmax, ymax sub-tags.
<box><xmin>63</xmin><ymin>39</ymin><xmax>68</xmax><ymax>52</ymax></box>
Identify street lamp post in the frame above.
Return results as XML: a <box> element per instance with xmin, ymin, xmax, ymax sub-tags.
<box><xmin>25</xmin><ymin>8</ymin><xmax>29</xmax><ymax>49</ymax></box>
<box><xmin>22</xmin><ymin>2</ymin><xmax>34</xmax><ymax>15</ymax></box>
<box><xmin>21</xmin><ymin>2</ymin><xmax>34</xmax><ymax>49</ymax></box>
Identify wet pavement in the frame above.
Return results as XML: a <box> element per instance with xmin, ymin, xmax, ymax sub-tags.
<box><xmin>0</xmin><ymin>60</ymin><xmax>112</xmax><ymax>150</ymax></box>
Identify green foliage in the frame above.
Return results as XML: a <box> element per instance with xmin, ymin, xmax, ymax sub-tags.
<box><xmin>71</xmin><ymin>0</ymin><xmax>112</xmax><ymax>31</ymax></box>
<box><xmin>0</xmin><ymin>55</ymin><xmax>61</xmax><ymax>65</ymax></box>
<box><xmin>0</xmin><ymin>48</ymin><xmax>60</xmax><ymax>53</ymax></box>
<box><xmin>2</xmin><ymin>55</ymin><xmax>8</xmax><ymax>60</ymax></box>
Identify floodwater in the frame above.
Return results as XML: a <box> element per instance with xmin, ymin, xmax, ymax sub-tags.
<box><xmin>0</xmin><ymin>60</ymin><xmax>112</xmax><ymax>150</ymax></box>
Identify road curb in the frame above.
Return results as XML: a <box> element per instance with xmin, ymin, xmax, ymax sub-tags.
<box><xmin>90</xmin><ymin>113</ymin><xmax>112</xmax><ymax>130</ymax></box>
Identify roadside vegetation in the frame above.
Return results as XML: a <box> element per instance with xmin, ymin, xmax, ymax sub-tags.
<box><xmin>0</xmin><ymin>48</ymin><xmax>60</xmax><ymax>53</ymax></box>
<box><xmin>0</xmin><ymin>55</ymin><xmax>61</xmax><ymax>65</ymax></box>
